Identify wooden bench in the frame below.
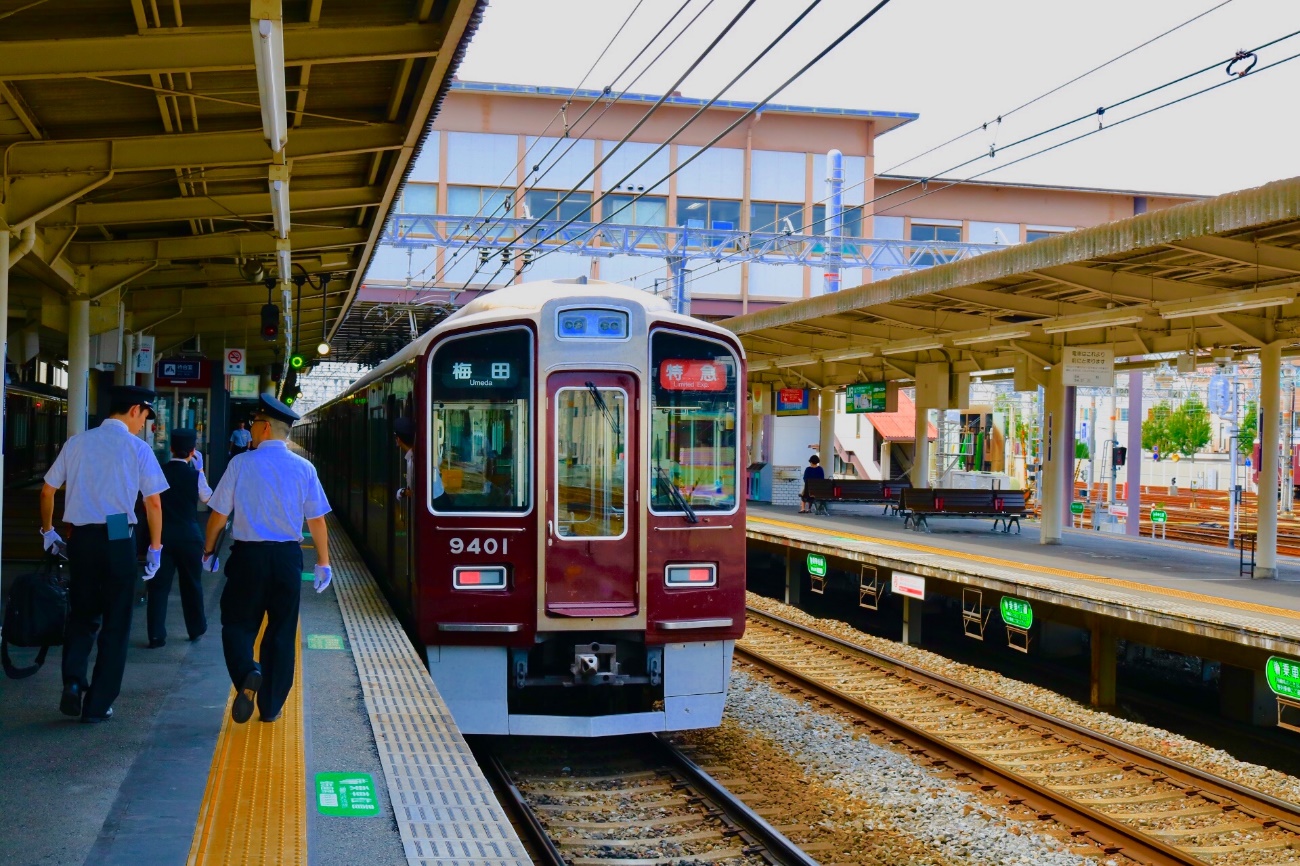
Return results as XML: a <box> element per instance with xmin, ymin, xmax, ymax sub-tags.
<box><xmin>898</xmin><ymin>488</ymin><xmax>1028</xmax><ymax>533</ymax></box>
<box><xmin>804</xmin><ymin>478</ymin><xmax>912</xmax><ymax>516</ymax></box>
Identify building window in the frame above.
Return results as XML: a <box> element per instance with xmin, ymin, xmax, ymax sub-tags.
<box><xmin>910</xmin><ymin>222</ymin><xmax>961</xmax><ymax>267</ymax></box>
<box><xmin>810</xmin><ymin>204</ymin><xmax>864</xmax><ymax>238</ymax></box>
<box><xmin>1026</xmin><ymin>229</ymin><xmax>1065</xmax><ymax>242</ymax></box>
<box><xmin>524</xmin><ymin>189</ymin><xmax>594</xmax><ymax>223</ymax></box>
<box><xmin>750</xmin><ymin>201</ymin><xmax>804</xmax><ymax>235</ymax></box>
<box><xmin>401</xmin><ymin>182</ymin><xmax>437</xmax><ymax>214</ymax></box>
<box><xmin>604</xmin><ymin>194</ymin><xmax>667</xmax><ymax>226</ymax></box>
<box><xmin>1120</xmin><ymin>408</ymin><xmax>1129</xmax><ymax>422</ymax></box>
<box><xmin>445</xmin><ymin>185</ymin><xmax>514</xmax><ymax>239</ymax></box>
<box><xmin>676</xmin><ymin>197</ymin><xmax>741</xmax><ymax>248</ymax></box>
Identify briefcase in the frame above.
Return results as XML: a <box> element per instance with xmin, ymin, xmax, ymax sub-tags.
<box><xmin>2</xmin><ymin>555</ymin><xmax>68</xmax><ymax>679</ymax></box>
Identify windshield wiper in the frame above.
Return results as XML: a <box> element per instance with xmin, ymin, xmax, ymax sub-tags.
<box><xmin>585</xmin><ymin>381</ymin><xmax>620</xmax><ymax>436</ymax></box>
<box><xmin>655</xmin><ymin>465</ymin><xmax>698</xmax><ymax>524</ymax></box>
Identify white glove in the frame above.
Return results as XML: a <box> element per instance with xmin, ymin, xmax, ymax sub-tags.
<box><xmin>395</xmin><ymin>487</ymin><xmax>407</xmax><ymax>503</ymax></box>
<box><xmin>144</xmin><ymin>545</ymin><xmax>162</xmax><ymax>580</ymax></box>
<box><xmin>201</xmin><ymin>551</ymin><xmax>220</xmax><ymax>573</ymax></box>
<box><xmin>40</xmin><ymin>527</ymin><xmax>64</xmax><ymax>553</ymax></box>
<box><xmin>313</xmin><ymin>564</ymin><xmax>332</xmax><ymax>593</ymax></box>
<box><xmin>191</xmin><ymin>450</ymin><xmax>204</xmax><ymax>472</ymax></box>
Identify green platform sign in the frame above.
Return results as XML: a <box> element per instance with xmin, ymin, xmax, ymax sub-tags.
<box><xmin>1070</xmin><ymin>502</ymin><xmax>1085</xmax><ymax>516</ymax></box>
<box><xmin>315</xmin><ymin>773</ymin><xmax>379</xmax><ymax>817</ymax></box>
<box><xmin>806</xmin><ymin>553</ymin><xmax>827</xmax><ymax>578</ymax></box>
<box><xmin>1266</xmin><ymin>657</ymin><xmax>1300</xmax><ymax>700</ymax></box>
<box><xmin>1000</xmin><ymin>597</ymin><xmax>1034</xmax><ymax>630</ymax></box>
<box><xmin>307</xmin><ymin>634</ymin><xmax>345</xmax><ymax>650</ymax></box>
<box><xmin>1151</xmin><ymin>508</ymin><xmax>1168</xmax><ymax>524</ymax></box>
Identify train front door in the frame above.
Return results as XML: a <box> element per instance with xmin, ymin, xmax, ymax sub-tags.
<box><xmin>545</xmin><ymin>371</ymin><xmax>639</xmax><ymax>617</ymax></box>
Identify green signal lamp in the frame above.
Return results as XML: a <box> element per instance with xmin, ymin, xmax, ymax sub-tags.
<box><xmin>284</xmin><ymin>394</ymin><xmax>296</xmax><ymax>405</ymax></box>
<box><xmin>290</xmin><ymin>353</ymin><xmax>305</xmax><ymax>369</ymax></box>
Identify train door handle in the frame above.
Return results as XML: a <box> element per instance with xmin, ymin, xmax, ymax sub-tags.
<box><xmin>547</xmin><ymin>520</ymin><xmax>553</xmax><ymax>546</ymax></box>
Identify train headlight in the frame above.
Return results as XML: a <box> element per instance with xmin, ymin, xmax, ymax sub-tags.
<box><xmin>665</xmin><ymin>563</ymin><xmax>716</xmax><ymax>587</ymax></box>
<box><xmin>453</xmin><ymin>566</ymin><xmax>508</xmax><ymax>590</ymax></box>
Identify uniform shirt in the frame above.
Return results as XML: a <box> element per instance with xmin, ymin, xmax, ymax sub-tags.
<box><xmin>208</xmin><ymin>439</ymin><xmax>330</xmax><ymax>542</ymax></box>
<box><xmin>229</xmin><ymin>428</ymin><xmax>253</xmax><ymax>448</ymax></box>
<box><xmin>44</xmin><ymin>418</ymin><xmax>169</xmax><ymax>526</ymax></box>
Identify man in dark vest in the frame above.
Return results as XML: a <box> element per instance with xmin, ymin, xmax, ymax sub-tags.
<box><xmin>146</xmin><ymin>428</ymin><xmax>211</xmax><ymax>646</ymax></box>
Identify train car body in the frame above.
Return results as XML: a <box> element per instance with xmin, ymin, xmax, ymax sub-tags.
<box><xmin>4</xmin><ymin>383</ymin><xmax>67</xmax><ymax>488</ymax></box>
<box><xmin>299</xmin><ymin>279</ymin><xmax>747</xmax><ymax>736</ymax></box>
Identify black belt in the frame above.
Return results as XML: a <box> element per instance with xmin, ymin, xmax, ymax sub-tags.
<box><xmin>72</xmin><ymin>523</ymin><xmax>134</xmax><ymax>535</ymax></box>
<box><xmin>232</xmin><ymin>540</ymin><xmax>298</xmax><ymax>547</ymax></box>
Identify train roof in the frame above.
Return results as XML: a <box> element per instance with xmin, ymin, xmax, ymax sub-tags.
<box><xmin>306</xmin><ymin>279</ymin><xmax>738</xmax><ymax>417</ymax></box>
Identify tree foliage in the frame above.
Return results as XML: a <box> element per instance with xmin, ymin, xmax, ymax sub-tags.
<box><xmin>1142</xmin><ymin>403</ymin><xmax>1172</xmax><ymax>455</ymax></box>
<box><xmin>1074</xmin><ymin>440</ymin><xmax>1090</xmax><ymax>460</ymax></box>
<box><xmin>1238</xmin><ymin>401</ymin><xmax>1258</xmax><ymax>457</ymax></box>
<box><xmin>1167</xmin><ymin>394</ymin><xmax>1211</xmax><ymax>458</ymax></box>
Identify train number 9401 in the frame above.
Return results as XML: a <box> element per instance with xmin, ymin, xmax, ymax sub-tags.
<box><xmin>449</xmin><ymin>537</ymin><xmax>509</xmax><ymax>555</ymax></box>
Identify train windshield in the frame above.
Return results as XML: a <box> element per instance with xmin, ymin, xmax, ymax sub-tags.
<box><xmin>554</xmin><ymin>386</ymin><xmax>627</xmax><ymax>538</ymax></box>
<box><xmin>429</xmin><ymin>328</ymin><xmax>531</xmax><ymax>513</ymax></box>
<box><xmin>649</xmin><ymin>331</ymin><xmax>740</xmax><ymax>514</ymax></box>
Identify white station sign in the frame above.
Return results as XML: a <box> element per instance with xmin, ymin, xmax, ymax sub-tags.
<box><xmin>224</xmin><ymin>347</ymin><xmax>246</xmax><ymax>375</ymax></box>
<box><xmin>891</xmin><ymin>572</ymin><xmax>926</xmax><ymax>600</ymax></box>
<box><xmin>1061</xmin><ymin>346</ymin><xmax>1114</xmax><ymax>387</ymax></box>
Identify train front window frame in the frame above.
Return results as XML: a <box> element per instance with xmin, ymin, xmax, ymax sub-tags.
<box><xmin>428</xmin><ymin>326</ymin><xmax>533</xmax><ymax>516</ymax></box>
<box><xmin>552</xmin><ymin>386</ymin><xmax>628</xmax><ymax>541</ymax></box>
<box><xmin>649</xmin><ymin>330</ymin><xmax>741</xmax><ymax>517</ymax></box>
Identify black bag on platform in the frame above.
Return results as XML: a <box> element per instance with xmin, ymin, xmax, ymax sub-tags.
<box><xmin>2</xmin><ymin>555</ymin><xmax>68</xmax><ymax>679</ymax></box>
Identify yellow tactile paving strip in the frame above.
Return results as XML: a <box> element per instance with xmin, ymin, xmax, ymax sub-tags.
<box><xmin>749</xmin><ymin>515</ymin><xmax>1300</xmax><ymax>633</ymax></box>
<box><xmin>188</xmin><ymin>619</ymin><xmax>306</xmax><ymax>866</ymax></box>
<box><xmin>328</xmin><ymin>515</ymin><xmax>529</xmax><ymax>866</ymax></box>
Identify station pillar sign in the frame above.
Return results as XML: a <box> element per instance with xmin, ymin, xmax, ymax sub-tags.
<box><xmin>224</xmin><ymin>347</ymin><xmax>246</xmax><ymax>375</ymax></box>
<box><xmin>1000</xmin><ymin>597</ymin><xmax>1034</xmax><ymax>630</ymax></box>
<box><xmin>806</xmin><ymin>553</ymin><xmax>827</xmax><ymax>578</ymax></box>
<box><xmin>1266</xmin><ymin>657</ymin><xmax>1300</xmax><ymax>700</ymax></box>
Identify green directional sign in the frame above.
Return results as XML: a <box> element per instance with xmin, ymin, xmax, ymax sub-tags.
<box><xmin>315</xmin><ymin>772</ymin><xmax>379</xmax><ymax>817</ymax></box>
<box><xmin>806</xmin><ymin>553</ymin><xmax>828</xmax><ymax>578</ymax></box>
<box><xmin>1266</xmin><ymin>656</ymin><xmax>1300</xmax><ymax>700</ymax></box>
<box><xmin>1000</xmin><ymin>597</ymin><xmax>1033</xmax><ymax>630</ymax></box>
<box><xmin>307</xmin><ymin>634</ymin><xmax>345</xmax><ymax>650</ymax></box>
<box><xmin>1070</xmin><ymin>502</ymin><xmax>1085</xmax><ymax>516</ymax></box>
<box><xmin>1151</xmin><ymin>507</ymin><xmax>1168</xmax><ymax>524</ymax></box>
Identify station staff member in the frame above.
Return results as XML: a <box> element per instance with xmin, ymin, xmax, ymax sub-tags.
<box><xmin>202</xmin><ymin>395</ymin><xmax>332</xmax><ymax>724</ymax></box>
<box><xmin>228</xmin><ymin>421</ymin><xmax>252</xmax><ymax>456</ymax></box>
<box><xmin>39</xmin><ymin>385</ymin><xmax>168</xmax><ymax>723</ymax></box>
<box><xmin>146</xmin><ymin>428</ymin><xmax>212</xmax><ymax>647</ymax></box>
<box><xmin>395</xmin><ymin>417</ymin><xmax>446</xmax><ymax>508</ymax></box>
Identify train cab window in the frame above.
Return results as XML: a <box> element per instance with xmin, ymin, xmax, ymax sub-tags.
<box><xmin>554</xmin><ymin>386</ymin><xmax>627</xmax><ymax>539</ymax></box>
<box><xmin>650</xmin><ymin>331</ymin><xmax>740</xmax><ymax>515</ymax></box>
<box><xmin>429</xmin><ymin>328</ymin><xmax>531</xmax><ymax>513</ymax></box>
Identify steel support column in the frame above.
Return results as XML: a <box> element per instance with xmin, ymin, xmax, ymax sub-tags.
<box><xmin>1126</xmin><ymin>370</ymin><xmax>1143</xmax><ymax>536</ymax></box>
<box><xmin>913</xmin><ymin>403</ymin><xmax>930</xmax><ymax>488</ymax></box>
<box><xmin>1041</xmin><ymin>364</ymin><xmax>1066</xmax><ymax>545</ymax></box>
<box><xmin>1257</xmin><ymin>342</ymin><xmax>1282</xmax><ymax>578</ymax></box>
<box><xmin>669</xmin><ymin>256</ymin><xmax>688</xmax><ymax>317</ymax></box>
<box><xmin>68</xmin><ymin>296</ymin><xmax>91</xmax><ymax>436</ymax></box>
<box><xmin>1090</xmin><ymin>626</ymin><xmax>1117</xmax><ymax>707</ymax></box>
<box><xmin>818</xmin><ymin>388</ymin><xmax>836</xmax><ymax>475</ymax></box>
<box><xmin>1063</xmin><ymin>384</ymin><xmax>1077</xmax><ymax>529</ymax></box>
<box><xmin>0</xmin><ymin>227</ymin><xmax>9</xmax><ymax>563</ymax></box>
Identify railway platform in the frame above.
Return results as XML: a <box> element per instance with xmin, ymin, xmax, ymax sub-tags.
<box><xmin>746</xmin><ymin>503</ymin><xmax>1300</xmax><ymax>726</ymax></box>
<box><xmin>0</xmin><ymin>514</ymin><xmax>526</xmax><ymax>866</ymax></box>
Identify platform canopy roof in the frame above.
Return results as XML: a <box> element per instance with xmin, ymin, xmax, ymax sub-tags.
<box><xmin>725</xmin><ymin>176</ymin><xmax>1300</xmax><ymax>389</ymax></box>
<box><xmin>1</xmin><ymin>0</ymin><xmax>482</xmax><ymax>369</ymax></box>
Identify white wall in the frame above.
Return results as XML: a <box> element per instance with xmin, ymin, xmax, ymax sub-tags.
<box><xmin>674</xmin><ymin>146</ymin><xmax>743</xmax><ymax>198</ymax></box>
<box><xmin>526</xmin><ymin>137</ymin><xmax>595</xmax><ymax>191</ymax></box>
<box><xmin>446</xmin><ymin>132</ymin><xmax>518</xmax><ymax>185</ymax></box>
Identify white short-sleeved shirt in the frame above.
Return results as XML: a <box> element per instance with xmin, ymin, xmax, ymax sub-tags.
<box><xmin>207</xmin><ymin>439</ymin><xmax>331</xmax><ymax>542</ymax></box>
<box><xmin>44</xmin><ymin>418</ymin><xmax>170</xmax><ymax>525</ymax></box>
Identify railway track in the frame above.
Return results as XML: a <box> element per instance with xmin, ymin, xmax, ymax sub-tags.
<box><xmin>739</xmin><ymin>608</ymin><xmax>1300</xmax><ymax>866</ymax></box>
<box><xmin>477</xmin><ymin>733</ymin><xmax>817</xmax><ymax>866</ymax></box>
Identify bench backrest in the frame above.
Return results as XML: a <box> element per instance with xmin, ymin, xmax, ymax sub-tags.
<box><xmin>807</xmin><ymin>478</ymin><xmax>913</xmax><ymax>502</ymax></box>
<box><xmin>901</xmin><ymin>487</ymin><xmax>1026</xmax><ymax>514</ymax></box>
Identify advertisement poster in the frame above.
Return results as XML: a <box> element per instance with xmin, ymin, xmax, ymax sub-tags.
<box><xmin>774</xmin><ymin>388</ymin><xmax>810</xmax><ymax>416</ymax></box>
<box><xmin>845</xmin><ymin>381</ymin><xmax>888</xmax><ymax>414</ymax></box>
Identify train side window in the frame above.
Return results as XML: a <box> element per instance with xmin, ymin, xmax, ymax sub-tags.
<box><xmin>649</xmin><ymin>330</ymin><xmax>740</xmax><ymax>515</ymax></box>
<box><xmin>428</xmin><ymin>327</ymin><xmax>532</xmax><ymax>513</ymax></box>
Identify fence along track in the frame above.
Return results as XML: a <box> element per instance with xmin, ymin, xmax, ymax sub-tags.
<box><xmin>740</xmin><ymin>609</ymin><xmax>1300</xmax><ymax>866</ymax></box>
<box><xmin>477</xmin><ymin>734</ymin><xmax>818</xmax><ymax>866</ymax></box>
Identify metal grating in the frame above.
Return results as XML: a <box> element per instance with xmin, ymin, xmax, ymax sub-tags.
<box><xmin>328</xmin><ymin>515</ymin><xmax>530</xmax><ymax>866</ymax></box>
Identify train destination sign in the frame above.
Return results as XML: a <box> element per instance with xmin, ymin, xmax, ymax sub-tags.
<box><xmin>1000</xmin><ymin>597</ymin><xmax>1034</xmax><ymax>630</ymax></box>
<box><xmin>439</xmin><ymin>359</ymin><xmax>519</xmax><ymax>388</ymax></box>
<box><xmin>806</xmin><ymin>553</ymin><xmax>827</xmax><ymax>578</ymax></box>
<box><xmin>845</xmin><ymin>381</ymin><xmax>888</xmax><ymax>414</ymax></box>
<box><xmin>1266</xmin><ymin>657</ymin><xmax>1300</xmax><ymax>700</ymax></box>
<box><xmin>659</xmin><ymin>359</ymin><xmax>727</xmax><ymax>391</ymax></box>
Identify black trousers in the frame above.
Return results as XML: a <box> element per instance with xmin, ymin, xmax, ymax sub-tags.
<box><xmin>220</xmin><ymin>541</ymin><xmax>302</xmax><ymax>718</ymax></box>
<box><xmin>147</xmin><ymin>532</ymin><xmax>206</xmax><ymax>642</ymax></box>
<box><xmin>63</xmin><ymin>524</ymin><xmax>139</xmax><ymax>718</ymax></box>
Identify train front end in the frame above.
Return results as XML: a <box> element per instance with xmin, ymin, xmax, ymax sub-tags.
<box><xmin>416</xmin><ymin>280</ymin><xmax>746</xmax><ymax>736</ymax></box>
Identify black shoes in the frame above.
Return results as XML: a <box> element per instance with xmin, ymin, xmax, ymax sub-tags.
<box><xmin>188</xmin><ymin>629</ymin><xmax>206</xmax><ymax>642</ymax></box>
<box><xmin>82</xmin><ymin>707</ymin><xmax>113</xmax><ymax>724</ymax></box>
<box><xmin>59</xmin><ymin>683</ymin><xmax>84</xmax><ymax>717</ymax></box>
<box><xmin>260</xmin><ymin>711</ymin><xmax>281</xmax><ymax>723</ymax></box>
<box><xmin>147</xmin><ymin>638</ymin><xmax>166</xmax><ymax>649</ymax></box>
<box><xmin>232</xmin><ymin>670</ymin><xmax>262</xmax><ymax>724</ymax></box>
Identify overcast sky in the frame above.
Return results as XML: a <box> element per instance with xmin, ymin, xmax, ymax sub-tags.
<box><xmin>456</xmin><ymin>0</ymin><xmax>1296</xmax><ymax>197</ymax></box>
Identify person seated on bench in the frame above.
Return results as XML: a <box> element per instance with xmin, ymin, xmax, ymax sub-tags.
<box><xmin>799</xmin><ymin>455</ymin><xmax>824</xmax><ymax>514</ymax></box>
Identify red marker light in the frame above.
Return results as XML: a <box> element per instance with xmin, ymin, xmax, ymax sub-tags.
<box><xmin>688</xmin><ymin>568</ymin><xmax>711</xmax><ymax>582</ymax></box>
<box><xmin>460</xmin><ymin>570</ymin><xmax>482</xmax><ymax>585</ymax></box>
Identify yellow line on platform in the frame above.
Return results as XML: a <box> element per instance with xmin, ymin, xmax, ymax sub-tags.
<box><xmin>749</xmin><ymin>515</ymin><xmax>1300</xmax><ymax>625</ymax></box>
<box><xmin>187</xmin><ymin>619</ymin><xmax>306</xmax><ymax>866</ymax></box>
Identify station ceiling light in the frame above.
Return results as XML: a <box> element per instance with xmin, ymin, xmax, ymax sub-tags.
<box><xmin>251</xmin><ymin>3</ymin><xmax>288</xmax><ymax>153</ymax></box>
<box><xmin>1039</xmin><ymin>309</ymin><xmax>1144</xmax><ymax>334</ymax></box>
<box><xmin>1156</xmin><ymin>286</ymin><xmax>1299</xmax><ymax>319</ymax></box>
<box><xmin>880</xmin><ymin>339</ymin><xmax>944</xmax><ymax>356</ymax></box>
<box><xmin>950</xmin><ymin>328</ymin><xmax>1032</xmax><ymax>346</ymax></box>
<box><xmin>269</xmin><ymin>164</ymin><xmax>290</xmax><ymax>239</ymax></box>
<box><xmin>317</xmin><ymin>341</ymin><xmax>331</xmax><ymax>356</ymax></box>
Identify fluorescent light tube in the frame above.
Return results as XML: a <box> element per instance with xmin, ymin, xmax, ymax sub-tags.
<box><xmin>1040</xmin><ymin>311</ymin><xmax>1143</xmax><ymax>334</ymax></box>
<box><xmin>268</xmin><ymin>165</ymin><xmax>290</xmax><ymax>239</ymax></box>
<box><xmin>1158</xmin><ymin>287</ymin><xmax>1298</xmax><ymax>319</ymax></box>
<box><xmin>951</xmin><ymin>329</ymin><xmax>1031</xmax><ymax>346</ymax></box>
<box><xmin>276</xmin><ymin>238</ymin><xmax>292</xmax><ymax>282</ymax></box>
<box><xmin>252</xmin><ymin>17</ymin><xmax>288</xmax><ymax>152</ymax></box>
<box><xmin>880</xmin><ymin>339</ymin><xmax>943</xmax><ymax>356</ymax></box>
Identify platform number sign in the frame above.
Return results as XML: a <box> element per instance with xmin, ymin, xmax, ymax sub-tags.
<box><xmin>806</xmin><ymin>553</ymin><xmax>827</xmax><ymax>578</ymax></box>
<box><xmin>315</xmin><ymin>773</ymin><xmax>379</xmax><ymax>817</ymax></box>
<box><xmin>1266</xmin><ymin>657</ymin><xmax>1300</xmax><ymax>700</ymax></box>
<box><xmin>1151</xmin><ymin>507</ymin><xmax>1168</xmax><ymax>524</ymax></box>
<box><xmin>1000</xmin><ymin>597</ymin><xmax>1033</xmax><ymax>630</ymax></box>
<box><xmin>1070</xmin><ymin>502</ymin><xmax>1085</xmax><ymax>516</ymax></box>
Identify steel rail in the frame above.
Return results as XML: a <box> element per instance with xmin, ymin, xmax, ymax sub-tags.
<box><xmin>749</xmin><ymin>606</ymin><xmax>1300</xmax><ymax>827</ymax></box>
<box><xmin>477</xmin><ymin>749</ymin><xmax>568</xmax><ymax>866</ymax></box>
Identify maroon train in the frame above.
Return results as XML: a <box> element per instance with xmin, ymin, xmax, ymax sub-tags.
<box><xmin>297</xmin><ymin>278</ymin><xmax>747</xmax><ymax>735</ymax></box>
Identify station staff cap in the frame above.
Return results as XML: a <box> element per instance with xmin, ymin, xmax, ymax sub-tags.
<box><xmin>393</xmin><ymin>417</ymin><xmax>415</xmax><ymax>445</ymax></box>
<box><xmin>170</xmin><ymin>428</ymin><xmax>197</xmax><ymax>451</ymax></box>
<box><xmin>111</xmin><ymin>385</ymin><xmax>157</xmax><ymax>419</ymax></box>
<box><xmin>255</xmin><ymin>393</ymin><xmax>300</xmax><ymax>425</ymax></box>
